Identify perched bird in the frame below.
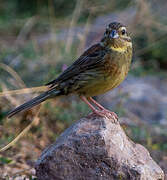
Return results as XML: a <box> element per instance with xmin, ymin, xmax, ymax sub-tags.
<box><xmin>7</xmin><ymin>22</ymin><xmax>132</xmax><ymax>122</ymax></box>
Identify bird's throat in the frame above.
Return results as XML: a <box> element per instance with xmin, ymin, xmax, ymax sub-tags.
<box><xmin>110</xmin><ymin>41</ymin><xmax>132</xmax><ymax>53</ymax></box>
<box><xmin>110</xmin><ymin>45</ymin><xmax>127</xmax><ymax>52</ymax></box>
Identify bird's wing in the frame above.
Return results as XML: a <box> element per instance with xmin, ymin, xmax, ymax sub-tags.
<box><xmin>46</xmin><ymin>43</ymin><xmax>106</xmax><ymax>88</ymax></box>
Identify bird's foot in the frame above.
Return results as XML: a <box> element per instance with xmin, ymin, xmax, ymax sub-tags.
<box><xmin>80</xmin><ymin>96</ymin><xmax>118</xmax><ymax>123</ymax></box>
<box><xmin>93</xmin><ymin>109</ymin><xmax>118</xmax><ymax>123</ymax></box>
<box><xmin>103</xmin><ymin>109</ymin><xmax>118</xmax><ymax>121</ymax></box>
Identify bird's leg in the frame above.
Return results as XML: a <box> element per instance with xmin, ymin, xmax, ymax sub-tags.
<box><xmin>88</xmin><ymin>97</ymin><xmax>118</xmax><ymax>121</ymax></box>
<box><xmin>80</xmin><ymin>96</ymin><xmax>100</xmax><ymax>113</ymax></box>
<box><xmin>80</xmin><ymin>96</ymin><xmax>118</xmax><ymax>122</ymax></box>
<box><xmin>87</xmin><ymin>97</ymin><xmax>105</xmax><ymax>110</ymax></box>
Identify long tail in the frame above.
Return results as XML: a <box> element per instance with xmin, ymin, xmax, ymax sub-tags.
<box><xmin>7</xmin><ymin>89</ymin><xmax>61</xmax><ymax>118</ymax></box>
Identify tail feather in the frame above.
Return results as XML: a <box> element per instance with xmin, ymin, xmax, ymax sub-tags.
<box><xmin>7</xmin><ymin>89</ymin><xmax>60</xmax><ymax>118</ymax></box>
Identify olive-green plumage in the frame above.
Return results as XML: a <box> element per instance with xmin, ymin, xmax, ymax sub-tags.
<box><xmin>7</xmin><ymin>22</ymin><xmax>132</xmax><ymax>118</ymax></box>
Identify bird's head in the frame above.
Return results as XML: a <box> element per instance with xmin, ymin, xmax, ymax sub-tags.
<box><xmin>101</xmin><ymin>22</ymin><xmax>132</xmax><ymax>52</ymax></box>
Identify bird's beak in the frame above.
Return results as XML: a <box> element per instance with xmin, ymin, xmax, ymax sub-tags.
<box><xmin>110</xmin><ymin>30</ymin><xmax>119</xmax><ymax>39</ymax></box>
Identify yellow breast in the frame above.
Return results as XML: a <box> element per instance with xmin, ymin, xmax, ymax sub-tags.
<box><xmin>77</xmin><ymin>45</ymin><xmax>132</xmax><ymax>97</ymax></box>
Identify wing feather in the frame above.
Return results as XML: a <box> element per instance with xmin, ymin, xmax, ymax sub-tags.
<box><xmin>46</xmin><ymin>43</ymin><xmax>106</xmax><ymax>87</ymax></box>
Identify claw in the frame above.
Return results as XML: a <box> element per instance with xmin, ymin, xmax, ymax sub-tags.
<box><xmin>93</xmin><ymin>109</ymin><xmax>118</xmax><ymax>123</ymax></box>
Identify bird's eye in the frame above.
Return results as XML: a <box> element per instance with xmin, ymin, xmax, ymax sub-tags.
<box><xmin>121</xmin><ymin>29</ymin><xmax>126</xmax><ymax>35</ymax></box>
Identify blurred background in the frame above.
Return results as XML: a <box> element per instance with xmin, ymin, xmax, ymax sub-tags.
<box><xmin>0</xmin><ymin>0</ymin><xmax>167</xmax><ymax>178</ymax></box>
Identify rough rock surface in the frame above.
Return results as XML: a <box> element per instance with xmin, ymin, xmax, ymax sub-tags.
<box><xmin>35</xmin><ymin>114</ymin><xmax>164</xmax><ymax>180</ymax></box>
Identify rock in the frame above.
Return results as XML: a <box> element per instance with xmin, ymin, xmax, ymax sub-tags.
<box><xmin>35</xmin><ymin>114</ymin><xmax>164</xmax><ymax>180</ymax></box>
<box><xmin>97</xmin><ymin>76</ymin><xmax>167</xmax><ymax>124</ymax></box>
